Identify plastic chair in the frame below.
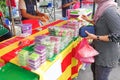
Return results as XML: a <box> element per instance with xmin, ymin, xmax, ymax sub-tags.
<box><xmin>39</xmin><ymin>1</ymin><xmax>54</xmax><ymax>21</ymax></box>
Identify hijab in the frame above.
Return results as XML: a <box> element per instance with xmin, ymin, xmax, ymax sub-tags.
<box><xmin>93</xmin><ymin>0</ymin><xmax>117</xmax><ymax>23</ymax></box>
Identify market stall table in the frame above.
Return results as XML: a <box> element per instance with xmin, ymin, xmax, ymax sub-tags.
<box><xmin>0</xmin><ymin>20</ymin><xmax>82</xmax><ymax>80</ymax></box>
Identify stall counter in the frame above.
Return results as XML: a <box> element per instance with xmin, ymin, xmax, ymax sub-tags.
<box><xmin>10</xmin><ymin>37</ymin><xmax>82</xmax><ymax>80</ymax></box>
<box><xmin>0</xmin><ymin>20</ymin><xmax>82</xmax><ymax>80</ymax></box>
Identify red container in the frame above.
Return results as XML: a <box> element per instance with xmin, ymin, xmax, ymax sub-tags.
<box><xmin>0</xmin><ymin>11</ymin><xmax>3</xmax><ymax>17</ymax></box>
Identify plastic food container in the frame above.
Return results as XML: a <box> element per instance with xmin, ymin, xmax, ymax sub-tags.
<box><xmin>20</xmin><ymin>24</ymin><xmax>32</xmax><ymax>35</ymax></box>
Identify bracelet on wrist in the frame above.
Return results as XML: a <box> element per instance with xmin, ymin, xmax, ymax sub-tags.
<box><xmin>97</xmin><ymin>35</ymin><xmax>100</xmax><ymax>40</ymax></box>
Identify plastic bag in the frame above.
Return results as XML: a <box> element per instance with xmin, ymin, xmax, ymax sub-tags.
<box><xmin>79</xmin><ymin>57</ymin><xmax>94</xmax><ymax>63</ymax></box>
<box><xmin>74</xmin><ymin>38</ymin><xmax>99</xmax><ymax>63</ymax></box>
<box><xmin>78</xmin><ymin>38</ymin><xmax>99</xmax><ymax>57</ymax></box>
<box><xmin>76</xmin><ymin>38</ymin><xmax>99</xmax><ymax>58</ymax></box>
<box><xmin>75</xmin><ymin>49</ymin><xmax>95</xmax><ymax>63</ymax></box>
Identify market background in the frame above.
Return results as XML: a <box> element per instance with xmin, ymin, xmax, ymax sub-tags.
<box><xmin>50</xmin><ymin>1</ymin><xmax>120</xmax><ymax>80</ymax></box>
<box><xmin>0</xmin><ymin>0</ymin><xmax>120</xmax><ymax>80</ymax></box>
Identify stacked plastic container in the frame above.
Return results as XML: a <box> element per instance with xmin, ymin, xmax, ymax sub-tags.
<box><xmin>18</xmin><ymin>50</ymin><xmax>29</xmax><ymax>66</ymax></box>
<box><xmin>20</xmin><ymin>24</ymin><xmax>32</xmax><ymax>36</ymax></box>
<box><xmin>28</xmin><ymin>52</ymin><xmax>41</xmax><ymax>70</ymax></box>
<box><xmin>62</xmin><ymin>20</ymin><xmax>81</xmax><ymax>38</ymax></box>
<box><xmin>34</xmin><ymin>45</ymin><xmax>47</xmax><ymax>64</ymax></box>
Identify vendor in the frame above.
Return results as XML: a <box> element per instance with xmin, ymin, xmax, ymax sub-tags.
<box><xmin>62</xmin><ymin>0</ymin><xmax>77</xmax><ymax>17</ymax></box>
<box><xmin>19</xmin><ymin>0</ymin><xmax>49</xmax><ymax>23</ymax></box>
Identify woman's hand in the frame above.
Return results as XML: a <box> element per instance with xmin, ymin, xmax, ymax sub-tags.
<box><xmin>82</xmin><ymin>15</ymin><xmax>95</xmax><ymax>24</ymax></box>
<box><xmin>81</xmin><ymin>15</ymin><xmax>89</xmax><ymax>21</ymax></box>
<box><xmin>85</xmin><ymin>30</ymin><xmax>110</xmax><ymax>42</ymax></box>
<box><xmin>85</xmin><ymin>31</ymin><xmax>97</xmax><ymax>40</ymax></box>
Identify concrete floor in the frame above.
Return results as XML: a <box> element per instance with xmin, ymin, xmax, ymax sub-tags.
<box><xmin>73</xmin><ymin>64</ymin><xmax>120</xmax><ymax>80</ymax></box>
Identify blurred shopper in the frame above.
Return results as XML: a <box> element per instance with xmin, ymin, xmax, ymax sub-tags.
<box><xmin>82</xmin><ymin>0</ymin><xmax>120</xmax><ymax>80</ymax></box>
<box><xmin>61</xmin><ymin>0</ymin><xmax>77</xmax><ymax>17</ymax></box>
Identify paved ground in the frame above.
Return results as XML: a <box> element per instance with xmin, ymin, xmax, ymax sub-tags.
<box><xmin>73</xmin><ymin>64</ymin><xmax>120</xmax><ymax>80</ymax></box>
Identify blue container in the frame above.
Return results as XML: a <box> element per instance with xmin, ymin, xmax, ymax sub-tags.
<box><xmin>5</xmin><ymin>18</ymin><xmax>10</xmax><ymax>26</ymax></box>
<box><xmin>79</xmin><ymin>25</ymin><xmax>95</xmax><ymax>37</ymax></box>
<box><xmin>48</xmin><ymin>2</ymin><xmax>52</xmax><ymax>7</ymax></box>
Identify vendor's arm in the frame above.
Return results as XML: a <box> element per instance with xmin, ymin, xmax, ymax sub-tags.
<box><xmin>20</xmin><ymin>9</ymin><xmax>47</xmax><ymax>22</ymax></box>
<box><xmin>36</xmin><ymin>10</ymin><xmax>49</xmax><ymax>20</ymax></box>
<box><xmin>19</xmin><ymin>0</ymin><xmax>46</xmax><ymax>22</ymax></box>
<box><xmin>20</xmin><ymin>9</ymin><xmax>41</xmax><ymax>20</ymax></box>
<box><xmin>62</xmin><ymin>1</ymin><xmax>77</xmax><ymax>8</ymax></box>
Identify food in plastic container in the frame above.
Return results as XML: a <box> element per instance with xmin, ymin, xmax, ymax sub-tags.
<box><xmin>20</xmin><ymin>24</ymin><xmax>32</xmax><ymax>36</ymax></box>
<box><xmin>28</xmin><ymin>52</ymin><xmax>41</xmax><ymax>70</ymax></box>
<box><xmin>18</xmin><ymin>50</ymin><xmax>29</xmax><ymax>66</ymax></box>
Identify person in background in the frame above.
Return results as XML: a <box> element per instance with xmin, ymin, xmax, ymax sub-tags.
<box><xmin>79</xmin><ymin>0</ymin><xmax>82</xmax><ymax>8</ymax></box>
<box><xmin>72</xmin><ymin>0</ymin><xmax>80</xmax><ymax>9</ymax></box>
<box><xmin>62</xmin><ymin>0</ymin><xmax>77</xmax><ymax>17</ymax></box>
<box><xmin>19</xmin><ymin>0</ymin><xmax>49</xmax><ymax>23</ymax></box>
<box><xmin>82</xmin><ymin>0</ymin><xmax>120</xmax><ymax>80</ymax></box>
